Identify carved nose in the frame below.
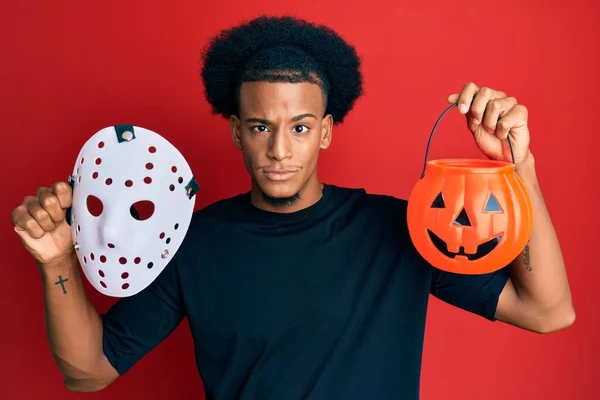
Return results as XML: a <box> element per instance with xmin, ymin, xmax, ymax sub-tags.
<box><xmin>453</xmin><ymin>208</ymin><xmax>471</xmax><ymax>226</ymax></box>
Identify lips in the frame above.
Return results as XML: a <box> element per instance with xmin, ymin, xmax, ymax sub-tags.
<box><xmin>427</xmin><ymin>229</ymin><xmax>502</xmax><ymax>261</ymax></box>
<box><xmin>263</xmin><ymin>169</ymin><xmax>298</xmax><ymax>181</ymax></box>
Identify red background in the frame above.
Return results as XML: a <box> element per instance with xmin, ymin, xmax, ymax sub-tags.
<box><xmin>1</xmin><ymin>1</ymin><xmax>599</xmax><ymax>399</ymax></box>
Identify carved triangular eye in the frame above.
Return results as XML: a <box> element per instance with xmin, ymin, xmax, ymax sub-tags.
<box><xmin>431</xmin><ymin>192</ymin><xmax>445</xmax><ymax>208</ymax></box>
<box><xmin>453</xmin><ymin>208</ymin><xmax>471</xmax><ymax>226</ymax></box>
<box><xmin>483</xmin><ymin>193</ymin><xmax>503</xmax><ymax>212</ymax></box>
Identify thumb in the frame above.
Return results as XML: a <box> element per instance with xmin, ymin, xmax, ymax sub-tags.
<box><xmin>447</xmin><ymin>93</ymin><xmax>459</xmax><ymax>104</ymax></box>
<box><xmin>13</xmin><ymin>224</ymin><xmax>35</xmax><ymax>250</ymax></box>
<box><xmin>52</xmin><ymin>181</ymin><xmax>73</xmax><ymax>210</ymax></box>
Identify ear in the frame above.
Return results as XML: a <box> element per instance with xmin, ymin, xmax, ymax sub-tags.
<box><xmin>320</xmin><ymin>114</ymin><xmax>333</xmax><ymax>150</ymax></box>
<box><xmin>230</xmin><ymin>115</ymin><xmax>242</xmax><ymax>150</ymax></box>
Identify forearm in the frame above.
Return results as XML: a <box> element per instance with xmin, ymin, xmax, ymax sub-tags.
<box><xmin>40</xmin><ymin>252</ymin><xmax>113</xmax><ymax>383</ymax></box>
<box><xmin>509</xmin><ymin>154</ymin><xmax>574</xmax><ymax>324</ymax></box>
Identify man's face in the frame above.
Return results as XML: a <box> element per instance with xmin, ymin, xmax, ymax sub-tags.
<box><xmin>230</xmin><ymin>81</ymin><xmax>332</xmax><ymax>204</ymax></box>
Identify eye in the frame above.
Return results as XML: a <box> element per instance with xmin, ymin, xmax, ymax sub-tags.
<box><xmin>431</xmin><ymin>192</ymin><xmax>445</xmax><ymax>208</ymax></box>
<box><xmin>130</xmin><ymin>200</ymin><xmax>155</xmax><ymax>221</ymax></box>
<box><xmin>294</xmin><ymin>125</ymin><xmax>309</xmax><ymax>134</ymax></box>
<box><xmin>483</xmin><ymin>193</ymin><xmax>503</xmax><ymax>212</ymax></box>
<box><xmin>251</xmin><ymin>125</ymin><xmax>269</xmax><ymax>133</ymax></box>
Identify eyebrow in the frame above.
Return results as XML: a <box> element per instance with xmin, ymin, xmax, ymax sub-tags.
<box><xmin>245</xmin><ymin>113</ymin><xmax>318</xmax><ymax>125</ymax></box>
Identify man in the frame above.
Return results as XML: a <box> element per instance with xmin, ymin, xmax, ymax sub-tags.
<box><xmin>12</xmin><ymin>15</ymin><xmax>574</xmax><ymax>399</ymax></box>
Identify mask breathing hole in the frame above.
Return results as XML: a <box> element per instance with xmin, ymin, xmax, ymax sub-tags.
<box><xmin>130</xmin><ymin>201</ymin><xmax>155</xmax><ymax>221</ymax></box>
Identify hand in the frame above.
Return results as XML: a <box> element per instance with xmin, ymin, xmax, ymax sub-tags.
<box><xmin>12</xmin><ymin>181</ymin><xmax>74</xmax><ymax>268</ymax></box>
<box><xmin>448</xmin><ymin>82</ymin><xmax>532</xmax><ymax>166</ymax></box>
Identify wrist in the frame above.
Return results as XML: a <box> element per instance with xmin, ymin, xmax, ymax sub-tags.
<box><xmin>39</xmin><ymin>252</ymin><xmax>79</xmax><ymax>276</ymax></box>
<box><xmin>515</xmin><ymin>151</ymin><xmax>539</xmax><ymax>188</ymax></box>
<box><xmin>515</xmin><ymin>150</ymin><xmax>535</xmax><ymax>174</ymax></box>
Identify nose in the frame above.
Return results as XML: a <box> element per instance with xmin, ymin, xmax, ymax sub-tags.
<box><xmin>453</xmin><ymin>208</ymin><xmax>471</xmax><ymax>226</ymax></box>
<box><xmin>266</xmin><ymin>128</ymin><xmax>292</xmax><ymax>161</ymax></box>
<box><xmin>100</xmin><ymin>208</ymin><xmax>127</xmax><ymax>248</ymax></box>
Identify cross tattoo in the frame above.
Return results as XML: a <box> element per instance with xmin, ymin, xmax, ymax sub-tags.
<box><xmin>55</xmin><ymin>275</ymin><xmax>69</xmax><ymax>294</ymax></box>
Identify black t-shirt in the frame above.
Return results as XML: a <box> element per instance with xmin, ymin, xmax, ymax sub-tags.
<box><xmin>101</xmin><ymin>184</ymin><xmax>510</xmax><ymax>399</ymax></box>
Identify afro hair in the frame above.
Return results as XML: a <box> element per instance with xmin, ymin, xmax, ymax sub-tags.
<box><xmin>200</xmin><ymin>15</ymin><xmax>363</xmax><ymax>124</ymax></box>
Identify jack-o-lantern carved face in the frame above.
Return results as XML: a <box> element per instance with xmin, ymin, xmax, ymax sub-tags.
<box><xmin>407</xmin><ymin>160</ymin><xmax>532</xmax><ymax>275</ymax></box>
<box><xmin>427</xmin><ymin>190</ymin><xmax>504</xmax><ymax>261</ymax></box>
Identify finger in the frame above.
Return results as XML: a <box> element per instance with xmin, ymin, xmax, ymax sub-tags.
<box><xmin>37</xmin><ymin>186</ymin><xmax>66</xmax><ymax>223</ymax></box>
<box><xmin>51</xmin><ymin>181</ymin><xmax>72</xmax><ymax>209</ymax></box>
<box><xmin>456</xmin><ymin>82</ymin><xmax>479</xmax><ymax>114</ymax></box>
<box><xmin>482</xmin><ymin>97</ymin><xmax>518</xmax><ymax>135</ymax></box>
<box><xmin>12</xmin><ymin>201</ymin><xmax>46</xmax><ymax>239</ymax></box>
<box><xmin>495</xmin><ymin>104</ymin><xmax>529</xmax><ymax>140</ymax></box>
<box><xmin>25</xmin><ymin>195</ymin><xmax>56</xmax><ymax>232</ymax></box>
<box><xmin>469</xmin><ymin>87</ymin><xmax>502</xmax><ymax>126</ymax></box>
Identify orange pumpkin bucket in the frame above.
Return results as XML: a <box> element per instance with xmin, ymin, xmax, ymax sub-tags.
<box><xmin>407</xmin><ymin>103</ymin><xmax>533</xmax><ymax>275</ymax></box>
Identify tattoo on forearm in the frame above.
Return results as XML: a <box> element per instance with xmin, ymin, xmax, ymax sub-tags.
<box><xmin>54</xmin><ymin>275</ymin><xmax>69</xmax><ymax>294</ymax></box>
<box><xmin>523</xmin><ymin>244</ymin><xmax>532</xmax><ymax>271</ymax></box>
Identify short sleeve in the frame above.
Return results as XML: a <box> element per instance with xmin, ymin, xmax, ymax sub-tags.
<box><xmin>101</xmin><ymin>256</ymin><xmax>185</xmax><ymax>375</ymax></box>
<box><xmin>429</xmin><ymin>266</ymin><xmax>510</xmax><ymax>321</ymax></box>
<box><xmin>392</xmin><ymin>194</ymin><xmax>511</xmax><ymax>322</ymax></box>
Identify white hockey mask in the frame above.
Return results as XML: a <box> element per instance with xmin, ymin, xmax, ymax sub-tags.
<box><xmin>67</xmin><ymin>125</ymin><xmax>199</xmax><ymax>297</ymax></box>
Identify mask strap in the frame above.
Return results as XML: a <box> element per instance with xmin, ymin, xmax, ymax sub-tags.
<box><xmin>185</xmin><ymin>177</ymin><xmax>199</xmax><ymax>199</ymax></box>
<box><xmin>115</xmin><ymin>124</ymin><xmax>136</xmax><ymax>142</ymax></box>
<box><xmin>65</xmin><ymin>175</ymin><xmax>76</xmax><ymax>226</ymax></box>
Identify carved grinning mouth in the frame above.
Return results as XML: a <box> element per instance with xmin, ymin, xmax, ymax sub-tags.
<box><xmin>427</xmin><ymin>230</ymin><xmax>502</xmax><ymax>261</ymax></box>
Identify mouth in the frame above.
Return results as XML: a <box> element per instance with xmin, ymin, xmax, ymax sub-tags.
<box><xmin>263</xmin><ymin>169</ymin><xmax>299</xmax><ymax>181</ymax></box>
<box><xmin>427</xmin><ymin>230</ymin><xmax>501</xmax><ymax>261</ymax></box>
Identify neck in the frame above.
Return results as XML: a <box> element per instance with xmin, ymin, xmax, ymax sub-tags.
<box><xmin>250</xmin><ymin>175</ymin><xmax>324</xmax><ymax>214</ymax></box>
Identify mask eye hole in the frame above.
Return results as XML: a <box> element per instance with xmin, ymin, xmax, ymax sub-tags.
<box><xmin>483</xmin><ymin>193</ymin><xmax>503</xmax><ymax>213</ymax></box>
<box><xmin>86</xmin><ymin>195</ymin><xmax>104</xmax><ymax>217</ymax></box>
<box><xmin>431</xmin><ymin>192</ymin><xmax>445</xmax><ymax>208</ymax></box>
<box><xmin>130</xmin><ymin>200</ymin><xmax>155</xmax><ymax>221</ymax></box>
